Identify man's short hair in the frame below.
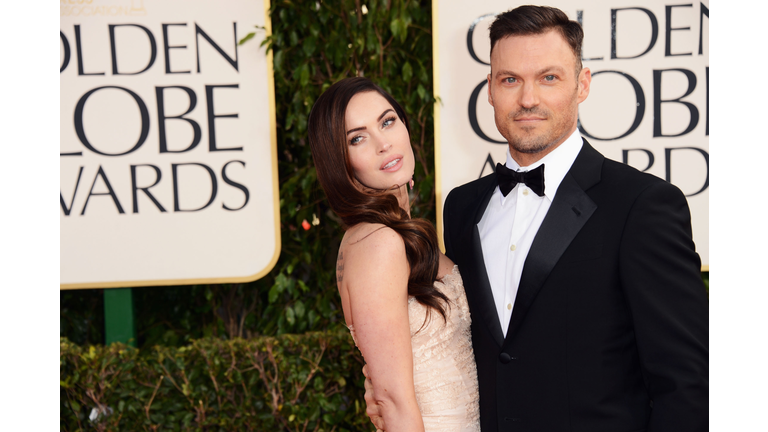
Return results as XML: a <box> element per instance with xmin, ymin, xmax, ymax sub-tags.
<box><xmin>489</xmin><ymin>5</ymin><xmax>584</xmax><ymax>72</ymax></box>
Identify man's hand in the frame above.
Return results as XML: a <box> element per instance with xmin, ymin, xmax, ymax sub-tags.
<box><xmin>362</xmin><ymin>364</ymin><xmax>385</xmax><ymax>431</ymax></box>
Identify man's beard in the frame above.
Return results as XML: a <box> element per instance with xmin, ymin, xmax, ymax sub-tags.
<box><xmin>510</xmin><ymin>132</ymin><xmax>557</xmax><ymax>154</ymax></box>
<box><xmin>499</xmin><ymin>105</ymin><xmax>576</xmax><ymax>155</ymax></box>
<box><xmin>501</xmin><ymin>107</ymin><xmax>554</xmax><ymax>154</ymax></box>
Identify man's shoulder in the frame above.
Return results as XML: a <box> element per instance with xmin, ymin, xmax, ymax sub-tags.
<box><xmin>445</xmin><ymin>173</ymin><xmax>496</xmax><ymax>204</ymax></box>
<box><xmin>594</xmin><ymin>155</ymin><xmax>687</xmax><ymax>206</ymax></box>
<box><xmin>601</xmin><ymin>156</ymin><xmax>674</xmax><ymax>190</ymax></box>
<box><xmin>579</xmin><ymin>139</ymin><xmax>666</xmax><ymax>190</ymax></box>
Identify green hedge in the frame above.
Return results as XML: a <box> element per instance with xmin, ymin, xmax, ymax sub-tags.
<box><xmin>60</xmin><ymin>331</ymin><xmax>369</xmax><ymax>431</ymax></box>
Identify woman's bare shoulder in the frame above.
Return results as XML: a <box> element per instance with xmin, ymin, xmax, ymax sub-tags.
<box><xmin>340</xmin><ymin>223</ymin><xmax>407</xmax><ymax>285</ymax></box>
<box><xmin>343</xmin><ymin>223</ymin><xmax>403</xmax><ymax>252</ymax></box>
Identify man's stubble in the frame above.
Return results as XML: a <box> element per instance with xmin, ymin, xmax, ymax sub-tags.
<box><xmin>495</xmin><ymin>82</ymin><xmax>581</xmax><ymax>157</ymax></box>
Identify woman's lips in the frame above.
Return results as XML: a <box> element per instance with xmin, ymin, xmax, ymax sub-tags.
<box><xmin>381</xmin><ymin>156</ymin><xmax>403</xmax><ymax>171</ymax></box>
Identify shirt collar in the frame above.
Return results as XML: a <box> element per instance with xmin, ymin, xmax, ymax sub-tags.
<box><xmin>503</xmin><ymin>129</ymin><xmax>583</xmax><ymax>202</ymax></box>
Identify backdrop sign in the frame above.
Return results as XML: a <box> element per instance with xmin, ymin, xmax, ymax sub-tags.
<box><xmin>433</xmin><ymin>0</ymin><xmax>709</xmax><ymax>267</ymax></box>
<box><xmin>60</xmin><ymin>0</ymin><xmax>280</xmax><ymax>288</ymax></box>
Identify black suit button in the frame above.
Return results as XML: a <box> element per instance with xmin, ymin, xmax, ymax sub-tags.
<box><xmin>499</xmin><ymin>353</ymin><xmax>511</xmax><ymax>364</ymax></box>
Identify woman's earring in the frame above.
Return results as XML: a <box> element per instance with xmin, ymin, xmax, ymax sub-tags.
<box><xmin>409</xmin><ymin>178</ymin><xmax>414</xmax><ymax>190</ymax></box>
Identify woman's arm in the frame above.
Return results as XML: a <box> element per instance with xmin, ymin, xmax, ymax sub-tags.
<box><xmin>343</xmin><ymin>226</ymin><xmax>424</xmax><ymax>432</ymax></box>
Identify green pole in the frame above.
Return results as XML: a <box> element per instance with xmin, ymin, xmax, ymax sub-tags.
<box><xmin>104</xmin><ymin>288</ymin><xmax>137</xmax><ymax>347</ymax></box>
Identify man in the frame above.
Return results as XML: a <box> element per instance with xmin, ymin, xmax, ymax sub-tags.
<box><xmin>365</xmin><ymin>5</ymin><xmax>708</xmax><ymax>432</ymax></box>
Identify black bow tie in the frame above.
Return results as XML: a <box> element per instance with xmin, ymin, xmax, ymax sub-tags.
<box><xmin>495</xmin><ymin>163</ymin><xmax>545</xmax><ymax>197</ymax></box>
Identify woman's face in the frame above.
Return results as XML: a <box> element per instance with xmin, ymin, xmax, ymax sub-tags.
<box><xmin>344</xmin><ymin>91</ymin><xmax>415</xmax><ymax>190</ymax></box>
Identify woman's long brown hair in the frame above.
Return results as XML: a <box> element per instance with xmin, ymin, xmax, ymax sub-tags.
<box><xmin>307</xmin><ymin>77</ymin><xmax>449</xmax><ymax>322</ymax></box>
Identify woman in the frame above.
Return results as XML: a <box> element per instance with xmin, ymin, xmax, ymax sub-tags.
<box><xmin>307</xmin><ymin>77</ymin><xmax>480</xmax><ymax>432</ymax></box>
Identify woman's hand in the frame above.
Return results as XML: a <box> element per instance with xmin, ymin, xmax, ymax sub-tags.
<box><xmin>363</xmin><ymin>364</ymin><xmax>385</xmax><ymax>431</ymax></box>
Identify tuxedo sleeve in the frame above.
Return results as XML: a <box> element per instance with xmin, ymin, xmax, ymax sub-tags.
<box><xmin>443</xmin><ymin>190</ymin><xmax>457</xmax><ymax>261</ymax></box>
<box><xmin>618</xmin><ymin>180</ymin><xmax>709</xmax><ymax>432</ymax></box>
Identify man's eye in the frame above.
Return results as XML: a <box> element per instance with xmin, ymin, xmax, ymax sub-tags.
<box><xmin>544</xmin><ymin>75</ymin><xmax>556</xmax><ymax>81</ymax></box>
<box><xmin>504</xmin><ymin>77</ymin><xmax>517</xmax><ymax>84</ymax></box>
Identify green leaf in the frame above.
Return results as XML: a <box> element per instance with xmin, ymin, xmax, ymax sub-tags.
<box><xmin>285</xmin><ymin>306</ymin><xmax>296</xmax><ymax>326</ymax></box>
<box><xmin>390</xmin><ymin>18</ymin><xmax>408</xmax><ymax>42</ymax></box>
<box><xmin>303</xmin><ymin>36</ymin><xmax>317</xmax><ymax>57</ymax></box>
<box><xmin>268</xmin><ymin>285</ymin><xmax>280</xmax><ymax>303</ymax></box>
<box><xmin>239</xmin><ymin>32</ymin><xmax>256</xmax><ymax>45</ymax></box>
<box><xmin>182</xmin><ymin>411</ymin><xmax>194</xmax><ymax>424</ymax></box>
<box><xmin>297</xmin><ymin>279</ymin><xmax>309</xmax><ymax>293</ymax></box>
<box><xmin>418</xmin><ymin>63</ymin><xmax>429</xmax><ymax>82</ymax></box>
<box><xmin>299</xmin><ymin>64</ymin><xmax>310</xmax><ymax>87</ymax></box>
<box><xmin>402</xmin><ymin>62</ymin><xmax>413</xmax><ymax>82</ymax></box>
<box><xmin>417</xmin><ymin>84</ymin><xmax>427</xmax><ymax>101</ymax></box>
<box><xmin>294</xmin><ymin>300</ymin><xmax>306</xmax><ymax>318</ymax></box>
<box><xmin>273</xmin><ymin>50</ymin><xmax>285</xmax><ymax>71</ymax></box>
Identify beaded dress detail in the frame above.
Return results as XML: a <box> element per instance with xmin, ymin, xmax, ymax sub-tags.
<box><xmin>348</xmin><ymin>265</ymin><xmax>480</xmax><ymax>432</ymax></box>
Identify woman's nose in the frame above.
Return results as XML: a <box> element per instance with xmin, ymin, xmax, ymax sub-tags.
<box><xmin>377</xmin><ymin>137</ymin><xmax>392</xmax><ymax>153</ymax></box>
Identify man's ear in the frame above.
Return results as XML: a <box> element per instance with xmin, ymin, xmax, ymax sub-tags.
<box><xmin>577</xmin><ymin>67</ymin><xmax>591</xmax><ymax>103</ymax></box>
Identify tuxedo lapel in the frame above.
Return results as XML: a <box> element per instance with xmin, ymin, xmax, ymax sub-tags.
<box><xmin>504</xmin><ymin>140</ymin><xmax>603</xmax><ymax>342</ymax></box>
<box><xmin>471</xmin><ymin>225</ymin><xmax>505</xmax><ymax>347</ymax></box>
<box><xmin>460</xmin><ymin>177</ymin><xmax>505</xmax><ymax>347</ymax></box>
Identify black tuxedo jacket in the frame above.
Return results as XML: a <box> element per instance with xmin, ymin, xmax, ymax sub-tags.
<box><xmin>443</xmin><ymin>140</ymin><xmax>708</xmax><ymax>432</ymax></box>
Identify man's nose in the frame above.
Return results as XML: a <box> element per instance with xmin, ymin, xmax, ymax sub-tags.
<box><xmin>519</xmin><ymin>82</ymin><xmax>539</xmax><ymax>108</ymax></box>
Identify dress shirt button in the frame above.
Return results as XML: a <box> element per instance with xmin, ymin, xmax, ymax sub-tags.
<box><xmin>522</xmin><ymin>189</ymin><xmax>529</xmax><ymax>196</ymax></box>
<box><xmin>499</xmin><ymin>353</ymin><xmax>512</xmax><ymax>364</ymax></box>
<box><xmin>510</xmin><ymin>244</ymin><xmax>516</xmax><ymax>251</ymax></box>
<box><xmin>507</xmin><ymin>303</ymin><xmax>512</xmax><ymax>310</ymax></box>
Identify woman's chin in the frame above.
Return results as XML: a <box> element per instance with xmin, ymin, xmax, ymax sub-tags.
<box><xmin>358</xmin><ymin>169</ymin><xmax>413</xmax><ymax>192</ymax></box>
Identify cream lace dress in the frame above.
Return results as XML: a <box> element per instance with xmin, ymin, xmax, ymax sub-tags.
<box><xmin>349</xmin><ymin>265</ymin><xmax>480</xmax><ymax>432</ymax></box>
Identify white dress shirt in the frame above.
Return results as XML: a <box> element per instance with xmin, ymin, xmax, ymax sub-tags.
<box><xmin>477</xmin><ymin>130</ymin><xmax>583</xmax><ymax>337</ymax></box>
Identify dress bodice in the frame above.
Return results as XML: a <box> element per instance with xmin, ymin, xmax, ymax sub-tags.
<box><xmin>348</xmin><ymin>266</ymin><xmax>480</xmax><ymax>432</ymax></box>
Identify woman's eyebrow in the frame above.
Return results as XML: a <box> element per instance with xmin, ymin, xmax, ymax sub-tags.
<box><xmin>346</xmin><ymin>109</ymin><xmax>395</xmax><ymax>135</ymax></box>
<box><xmin>346</xmin><ymin>126</ymin><xmax>365</xmax><ymax>135</ymax></box>
<box><xmin>378</xmin><ymin>108</ymin><xmax>394</xmax><ymax>121</ymax></box>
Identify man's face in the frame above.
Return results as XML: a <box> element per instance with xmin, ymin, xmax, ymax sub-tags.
<box><xmin>487</xmin><ymin>29</ymin><xmax>591</xmax><ymax>163</ymax></box>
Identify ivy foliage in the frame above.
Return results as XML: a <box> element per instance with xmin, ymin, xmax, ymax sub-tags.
<box><xmin>60</xmin><ymin>331</ymin><xmax>367</xmax><ymax>431</ymax></box>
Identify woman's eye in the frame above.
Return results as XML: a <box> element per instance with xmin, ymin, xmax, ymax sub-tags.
<box><xmin>382</xmin><ymin>116</ymin><xmax>396</xmax><ymax>128</ymax></box>
<box><xmin>349</xmin><ymin>136</ymin><xmax>363</xmax><ymax>145</ymax></box>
